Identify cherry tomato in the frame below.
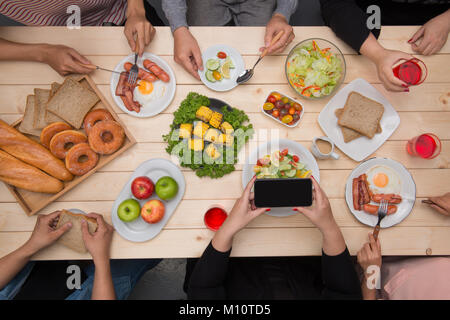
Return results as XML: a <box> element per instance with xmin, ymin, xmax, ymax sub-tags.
<box><xmin>263</xmin><ymin>102</ymin><xmax>274</xmax><ymax>111</ymax></box>
<box><xmin>293</xmin><ymin>113</ymin><xmax>300</xmax><ymax>122</ymax></box>
<box><xmin>274</xmin><ymin>100</ymin><xmax>284</xmax><ymax>109</ymax></box>
<box><xmin>292</xmin><ymin>155</ymin><xmax>299</xmax><ymax>162</ymax></box>
<box><xmin>267</xmin><ymin>95</ymin><xmax>277</xmax><ymax>104</ymax></box>
<box><xmin>272</xmin><ymin>109</ymin><xmax>280</xmax><ymax>118</ymax></box>
<box><xmin>281</xmin><ymin>149</ymin><xmax>289</xmax><ymax>156</ymax></box>
<box><xmin>271</xmin><ymin>92</ymin><xmax>282</xmax><ymax>100</ymax></box>
<box><xmin>281</xmin><ymin>115</ymin><xmax>293</xmax><ymax>124</ymax></box>
<box><xmin>280</xmin><ymin>108</ymin><xmax>288</xmax><ymax>117</ymax></box>
<box><xmin>217</xmin><ymin>52</ymin><xmax>227</xmax><ymax>59</ymax></box>
<box><xmin>293</xmin><ymin>102</ymin><xmax>302</xmax><ymax>111</ymax></box>
<box><xmin>288</xmin><ymin>107</ymin><xmax>296</xmax><ymax>115</ymax></box>
<box><xmin>281</xmin><ymin>97</ymin><xmax>289</xmax><ymax>104</ymax></box>
<box><xmin>213</xmin><ymin>70</ymin><xmax>222</xmax><ymax>80</ymax></box>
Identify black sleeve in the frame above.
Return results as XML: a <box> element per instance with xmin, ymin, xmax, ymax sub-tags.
<box><xmin>320</xmin><ymin>0</ymin><xmax>378</xmax><ymax>53</ymax></box>
<box><xmin>187</xmin><ymin>241</ymin><xmax>231</xmax><ymax>300</ymax></box>
<box><xmin>321</xmin><ymin>247</ymin><xmax>362</xmax><ymax>299</ymax></box>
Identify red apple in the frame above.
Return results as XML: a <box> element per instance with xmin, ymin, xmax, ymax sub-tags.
<box><xmin>141</xmin><ymin>199</ymin><xmax>165</xmax><ymax>224</ymax></box>
<box><xmin>131</xmin><ymin>176</ymin><xmax>154</xmax><ymax>200</ymax></box>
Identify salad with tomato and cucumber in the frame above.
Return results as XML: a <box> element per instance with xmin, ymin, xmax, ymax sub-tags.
<box><xmin>286</xmin><ymin>40</ymin><xmax>343</xmax><ymax>98</ymax></box>
<box><xmin>253</xmin><ymin>149</ymin><xmax>312</xmax><ymax>179</ymax></box>
<box><xmin>205</xmin><ymin>51</ymin><xmax>235</xmax><ymax>83</ymax></box>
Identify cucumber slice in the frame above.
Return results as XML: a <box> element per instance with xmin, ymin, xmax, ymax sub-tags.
<box><xmin>205</xmin><ymin>70</ymin><xmax>216</xmax><ymax>82</ymax></box>
<box><xmin>279</xmin><ymin>163</ymin><xmax>291</xmax><ymax>171</ymax></box>
<box><xmin>285</xmin><ymin>169</ymin><xmax>297</xmax><ymax>178</ymax></box>
<box><xmin>206</xmin><ymin>59</ymin><xmax>220</xmax><ymax>71</ymax></box>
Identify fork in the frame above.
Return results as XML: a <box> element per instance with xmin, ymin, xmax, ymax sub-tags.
<box><xmin>127</xmin><ymin>40</ymin><xmax>140</xmax><ymax>85</ymax></box>
<box><xmin>373</xmin><ymin>200</ymin><xmax>388</xmax><ymax>240</ymax></box>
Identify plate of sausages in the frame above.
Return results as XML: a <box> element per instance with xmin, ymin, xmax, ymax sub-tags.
<box><xmin>345</xmin><ymin>157</ymin><xmax>416</xmax><ymax>228</ymax></box>
<box><xmin>110</xmin><ymin>53</ymin><xmax>176</xmax><ymax>118</ymax></box>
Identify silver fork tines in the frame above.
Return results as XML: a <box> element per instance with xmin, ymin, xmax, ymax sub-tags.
<box><xmin>127</xmin><ymin>52</ymin><xmax>139</xmax><ymax>85</ymax></box>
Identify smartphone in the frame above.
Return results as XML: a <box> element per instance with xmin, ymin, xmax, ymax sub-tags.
<box><xmin>254</xmin><ymin>178</ymin><xmax>313</xmax><ymax>208</ymax></box>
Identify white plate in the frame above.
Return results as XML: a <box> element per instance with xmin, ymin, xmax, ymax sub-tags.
<box><xmin>110</xmin><ymin>53</ymin><xmax>176</xmax><ymax>118</ymax></box>
<box><xmin>198</xmin><ymin>44</ymin><xmax>245</xmax><ymax>92</ymax></box>
<box><xmin>242</xmin><ymin>139</ymin><xmax>320</xmax><ymax>217</ymax></box>
<box><xmin>345</xmin><ymin>157</ymin><xmax>416</xmax><ymax>228</ymax></box>
<box><xmin>318</xmin><ymin>78</ymin><xmax>400</xmax><ymax>162</ymax></box>
<box><xmin>111</xmin><ymin>158</ymin><xmax>185</xmax><ymax>242</ymax></box>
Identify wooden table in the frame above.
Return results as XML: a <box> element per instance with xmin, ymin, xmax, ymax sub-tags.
<box><xmin>0</xmin><ymin>26</ymin><xmax>449</xmax><ymax>260</ymax></box>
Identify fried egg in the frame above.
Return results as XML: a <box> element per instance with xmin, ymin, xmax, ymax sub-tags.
<box><xmin>366</xmin><ymin>165</ymin><xmax>401</xmax><ymax>195</ymax></box>
<box><xmin>133</xmin><ymin>79</ymin><xmax>166</xmax><ymax>107</ymax></box>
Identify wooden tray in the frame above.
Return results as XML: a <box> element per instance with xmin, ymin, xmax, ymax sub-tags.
<box><xmin>5</xmin><ymin>75</ymin><xmax>136</xmax><ymax>216</ymax></box>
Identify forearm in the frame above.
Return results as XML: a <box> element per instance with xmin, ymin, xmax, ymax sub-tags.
<box><xmin>91</xmin><ymin>258</ymin><xmax>115</xmax><ymax>300</ymax></box>
<box><xmin>359</xmin><ymin>33</ymin><xmax>386</xmax><ymax>64</ymax></box>
<box><xmin>0</xmin><ymin>243</ymin><xmax>35</xmax><ymax>290</ymax></box>
<box><xmin>361</xmin><ymin>279</ymin><xmax>377</xmax><ymax>300</ymax></box>
<box><xmin>126</xmin><ymin>0</ymin><xmax>145</xmax><ymax>17</ymax></box>
<box><xmin>320</xmin><ymin>221</ymin><xmax>346</xmax><ymax>257</ymax></box>
<box><xmin>0</xmin><ymin>38</ymin><xmax>49</xmax><ymax>63</ymax></box>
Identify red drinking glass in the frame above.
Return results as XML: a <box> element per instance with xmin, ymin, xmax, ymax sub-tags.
<box><xmin>406</xmin><ymin>133</ymin><xmax>441</xmax><ymax>159</ymax></box>
<box><xmin>393</xmin><ymin>58</ymin><xmax>427</xmax><ymax>86</ymax></box>
<box><xmin>204</xmin><ymin>206</ymin><xmax>228</xmax><ymax>231</ymax></box>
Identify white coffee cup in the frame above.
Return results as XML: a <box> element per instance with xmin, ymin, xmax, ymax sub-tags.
<box><xmin>311</xmin><ymin>136</ymin><xmax>339</xmax><ymax>160</ymax></box>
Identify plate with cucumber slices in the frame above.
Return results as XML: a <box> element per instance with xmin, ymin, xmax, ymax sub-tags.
<box><xmin>198</xmin><ymin>44</ymin><xmax>245</xmax><ymax>92</ymax></box>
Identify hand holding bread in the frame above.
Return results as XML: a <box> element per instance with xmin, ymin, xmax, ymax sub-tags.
<box><xmin>23</xmin><ymin>211</ymin><xmax>72</xmax><ymax>256</ymax></box>
<box><xmin>81</xmin><ymin>213</ymin><xmax>114</xmax><ymax>262</ymax></box>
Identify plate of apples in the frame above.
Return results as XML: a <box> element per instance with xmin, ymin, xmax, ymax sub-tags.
<box><xmin>111</xmin><ymin>158</ymin><xmax>185</xmax><ymax>242</ymax></box>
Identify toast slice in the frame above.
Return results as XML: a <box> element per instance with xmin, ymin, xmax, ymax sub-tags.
<box><xmin>46</xmin><ymin>78</ymin><xmax>100</xmax><ymax>129</ymax></box>
<box><xmin>337</xmin><ymin>92</ymin><xmax>384</xmax><ymax>139</ymax></box>
<box><xmin>45</xmin><ymin>82</ymin><xmax>65</xmax><ymax>123</ymax></box>
<box><xmin>33</xmin><ymin>88</ymin><xmax>51</xmax><ymax>129</ymax></box>
<box><xmin>335</xmin><ymin>108</ymin><xmax>382</xmax><ymax>143</ymax></box>
<box><xmin>18</xmin><ymin>95</ymin><xmax>42</xmax><ymax>137</ymax></box>
<box><xmin>55</xmin><ymin>210</ymin><xmax>98</xmax><ymax>253</ymax></box>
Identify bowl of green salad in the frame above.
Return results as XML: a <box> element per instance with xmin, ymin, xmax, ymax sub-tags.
<box><xmin>285</xmin><ymin>38</ymin><xmax>346</xmax><ymax>100</ymax></box>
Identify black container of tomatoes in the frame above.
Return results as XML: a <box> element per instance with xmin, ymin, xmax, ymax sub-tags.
<box><xmin>262</xmin><ymin>91</ymin><xmax>304</xmax><ymax>127</ymax></box>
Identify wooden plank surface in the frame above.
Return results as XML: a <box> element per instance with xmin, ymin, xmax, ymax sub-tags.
<box><xmin>0</xmin><ymin>26</ymin><xmax>449</xmax><ymax>259</ymax></box>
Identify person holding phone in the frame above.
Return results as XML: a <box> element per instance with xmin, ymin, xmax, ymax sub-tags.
<box><xmin>0</xmin><ymin>211</ymin><xmax>159</xmax><ymax>300</ymax></box>
<box><xmin>320</xmin><ymin>0</ymin><xmax>450</xmax><ymax>92</ymax></box>
<box><xmin>185</xmin><ymin>176</ymin><xmax>362</xmax><ymax>299</ymax></box>
<box><xmin>161</xmin><ymin>0</ymin><xmax>297</xmax><ymax>80</ymax></box>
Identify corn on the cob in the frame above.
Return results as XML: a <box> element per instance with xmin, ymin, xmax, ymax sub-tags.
<box><xmin>204</xmin><ymin>128</ymin><xmax>221</xmax><ymax>143</ymax></box>
<box><xmin>219</xmin><ymin>121</ymin><xmax>234</xmax><ymax>134</ymax></box>
<box><xmin>196</xmin><ymin>106</ymin><xmax>213</xmax><ymax>122</ymax></box>
<box><xmin>193</xmin><ymin>121</ymin><xmax>209</xmax><ymax>138</ymax></box>
<box><xmin>188</xmin><ymin>139</ymin><xmax>204</xmax><ymax>151</ymax></box>
<box><xmin>205</xmin><ymin>143</ymin><xmax>221</xmax><ymax>160</ymax></box>
<box><xmin>179</xmin><ymin>123</ymin><xmax>193</xmax><ymax>139</ymax></box>
<box><xmin>209</xmin><ymin>112</ymin><xmax>223</xmax><ymax>128</ymax></box>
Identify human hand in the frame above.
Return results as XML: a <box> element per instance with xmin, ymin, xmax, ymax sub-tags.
<box><xmin>212</xmin><ymin>176</ymin><xmax>268</xmax><ymax>252</ymax></box>
<box><xmin>173</xmin><ymin>27</ymin><xmax>203</xmax><ymax>80</ymax></box>
<box><xmin>261</xmin><ymin>13</ymin><xmax>294</xmax><ymax>54</ymax></box>
<box><xmin>409</xmin><ymin>11</ymin><xmax>450</xmax><ymax>56</ymax></box>
<box><xmin>23</xmin><ymin>211</ymin><xmax>72</xmax><ymax>255</ymax></box>
<box><xmin>40</xmin><ymin>44</ymin><xmax>93</xmax><ymax>76</ymax></box>
<box><xmin>124</xmin><ymin>11</ymin><xmax>155</xmax><ymax>56</ymax></box>
<box><xmin>374</xmin><ymin>49</ymin><xmax>414</xmax><ymax>92</ymax></box>
<box><xmin>427</xmin><ymin>192</ymin><xmax>450</xmax><ymax>216</ymax></box>
<box><xmin>81</xmin><ymin>213</ymin><xmax>114</xmax><ymax>263</ymax></box>
<box><xmin>357</xmin><ymin>232</ymin><xmax>382</xmax><ymax>276</ymax></box>
<box><xmin>293</xmin><ymin>176</ymin><xmax>337</xmax><ymax>233</ymax></box>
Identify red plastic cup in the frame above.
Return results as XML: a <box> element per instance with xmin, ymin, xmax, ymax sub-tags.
<box><xmin>393</xmin><ymin>58</ymin><xmax>427</xmax><ymax>86</ymax></box>
<box><xmin>204</xmin><ymin>206</ymin><xmax>228</xmax><ymax>231</ymax></box>
<box><xmin>406</xmin><ymin>133</ymin><xmax>441</xmax><ymax>159</ymax></box>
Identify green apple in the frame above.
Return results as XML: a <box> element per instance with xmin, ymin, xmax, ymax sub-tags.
<box><xmin>155</xmin><ymin>176</ymin><xmax>178</xmax><ymax>200</ymax></box>
<box><xmin>117</xmin><ymin>198</ymin><xmax>141</xmax><ymax>222</ymax></box>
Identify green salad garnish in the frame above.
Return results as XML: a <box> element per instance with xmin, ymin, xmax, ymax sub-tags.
<box><xmin>163</xmin><ymin>92</ymin><xmax>253</xmax><ymax>178</ymax></box>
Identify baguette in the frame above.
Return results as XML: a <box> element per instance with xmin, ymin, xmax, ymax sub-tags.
<box><xmin>0</xmin><ymin>119</ymin><xmax>73</xmax><ymax>181</ymax></box>
<box><xmin>0</xmin><ymin>150</ymin><xmax>63</xmax><ymax>193</ymax></box>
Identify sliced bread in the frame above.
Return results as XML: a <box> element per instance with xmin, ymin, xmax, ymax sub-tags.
<box><xmin>18</xmin><ymin>95</ymin><xmax>42</xmax><ymax>137</ymax></box>
<box><xmin>46</xmin><ymin>78</ymin><xmax>100</xmax><ymax>129</ymax></box>
<box><xmin>33</xmin><ymin>88</ymin><xmax>51</xmax><ymax>129</ymax></box>
<box><xmin>56</xmin><ymin>210</ymin><xmax>98</xmax><ymax>253</ymax></box>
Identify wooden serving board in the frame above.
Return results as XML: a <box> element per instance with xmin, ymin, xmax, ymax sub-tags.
<box><xmin>5</xmin><ymin>75</ymin><xmax>136</xmax><ymax>216</ymax></box>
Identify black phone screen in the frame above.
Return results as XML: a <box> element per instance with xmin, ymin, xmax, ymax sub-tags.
<box><xmin>254</xmin><ymin>178</ymin><xmax>313</xmax><ymax>208</ymax></box>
